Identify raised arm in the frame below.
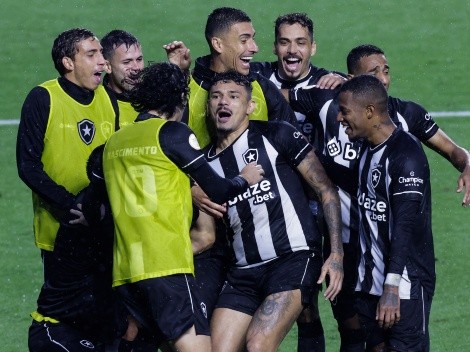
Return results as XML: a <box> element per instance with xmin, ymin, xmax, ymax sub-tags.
<box><xmin>163</xmin><ymin>40</ymin><xmax>192</xmax><ymax>71</ymax></box>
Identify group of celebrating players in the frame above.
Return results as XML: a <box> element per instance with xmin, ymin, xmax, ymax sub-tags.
<box><xmin>17</xmin><ymin>6</ymin><xmax>469</xmax><ymax>352</ymax></box>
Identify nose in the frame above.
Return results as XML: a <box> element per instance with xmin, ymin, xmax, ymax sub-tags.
<box><xmin>249</xmin><ymin>39</ymin><xmax>259</xmax><ymax>53</ymax></box>
<box><xmin>376</xmin><ymin>72</ymin><xmax>390</xmax><ymax>90</ymax></box>
<box><xmin>97</xmin><ymin>52</ymin><xmax>106</xmax><ymax>66</ymax></box>
<box><xmin>287</xmin><ymin>42</ymin><xmax>297</xmax><ymax>54</ymax></box>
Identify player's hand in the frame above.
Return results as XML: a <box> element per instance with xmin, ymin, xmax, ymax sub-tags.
<box><xmin>191</xmin><ymin>184</ymin><xmax>226</xmax><ymax>219</ymax></box>
<box><xmin>68</xmin><ymin>204</ymin><xmax>88</xmax><ymax>226</ymax></box>
<box><xmin>316</xmin><ymin>73</ymin><xmax>346</xmax><ymax>89</ymax></box>
<box><xmin>163</xmin><ymin>40</ymin><xmax>191</xmax><ymax>70</ymax></box>
<box><xmin>456</xmin><ymin>164</ymin><xmax>470</xmax><ymax>207</ymax></box>
<box><xmin>240</xmin><ymin>162</ymin><xmax>264</xmax><ymax>186</ymax></box>
<box><xmin>317</xmin><ymin>252</ymin><xmax>343</xmax><ymax>301</ymax></box>
<box><xmin>376</xmin><ymin>284</ymin><xmax>400</xmax><ymax>329</ymax></box>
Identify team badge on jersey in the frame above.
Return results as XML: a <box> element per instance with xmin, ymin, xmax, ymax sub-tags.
<box><xmin>79</xmin><ymin>339</ymin><xmax>94</xmax><ymax>349</ymax></box>
<box><xmin>243</xmin><ymin>148</ymin><xmax>258</xmax><ymax>164</ymax></box>
<box><xmin>371</xmin><ymin>168</ymin><xmax>381</xmax><ymax>188</ymax></box>
<box><xmin>78</xmin><ymin>119</ymin><xmax>95</xmax><ymax>145</ymax></box>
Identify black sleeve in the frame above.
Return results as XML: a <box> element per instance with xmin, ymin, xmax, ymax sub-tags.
<box><xmin>289</xmin><ymin>85</ymin><xmax>338</xmax><ymax>116</ymax></box>
<box><xmin>264</xmin><ymin>121</ymin><xmax>313</xmax><ymax>167</ymax></box>
<box><xmin>388</xmin><ymin>137</ymin><xmax>429</xmax><ymax>275</ymax></box>
<box><xmin>255</xmin><ymin>74</ymin><xmax>299</xmax><ymax>129</ymax></box>
<box><xmin>159</xmin><ymin>122</ymin><xmax>249</xmax><ymax>204</ymax></box>
<box><xmin>16</xmin><ymin>86</ymin><xmax>76</xmax><ymax>212</ymax></box>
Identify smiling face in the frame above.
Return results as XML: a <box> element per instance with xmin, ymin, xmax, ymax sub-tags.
<box><xmin>208</xmin><ymin>80</ymin><xmax>255</xmax><ymax>138</ymax></box>
<box><xmin>337</xmin><ymin>90</ymin><xmax>370</xmax><ymax>141</ymax></box>
<box><xmin>212</xmin><ymin>22</ymin><xmax>258</xmax><ymax>75</ymax></box>
<box><xmin>352</xmin><ymin>54</ymin><xmax>390</xmax><ymax>91</ymax></box>
<box><xmin>274</xmin><ymin>23</ymin><xmax>316</xmax><ymax>80</ymax></box>
<box><xmin>63</xmin><ymin>37</ymin><xmax>106</xmax><ymax>91</ymax></box>
<box><xmin>106</xmin><ymin>43</ymin><xmax>144</xmax><ymax>93</ymax></box>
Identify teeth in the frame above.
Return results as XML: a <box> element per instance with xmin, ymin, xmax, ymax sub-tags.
<box><xmin>241</xmin><ymin>56</ymin><xmax>253</xmax><ymax>61</ymax></box>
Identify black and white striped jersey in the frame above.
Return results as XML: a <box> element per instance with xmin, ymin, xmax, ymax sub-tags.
<box><xmin>250</xmin><ymin>61</ymin><xmax>330</xmax><ymax>142</ymax></box>
<box><xmin>289</xmin><ymin>87</ymin><xmax>440</xmax><ymax>246</ymax></box>
<box><xmin>355</xmin><ymin>129</ymin><xmax>435</xmax><ymax>298</ymax></box>
<box><xmin>205</xmin><ymin>121</ymin><xmax>322</xmax><ymax>268</ymax></box>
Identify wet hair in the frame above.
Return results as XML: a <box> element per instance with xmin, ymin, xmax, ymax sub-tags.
<box><xmin>347</xmin><ymin>44</ymin><xmax>385</xmax><ymax>75</ymax></box>
<box><xmin>101</xmin><ymin>29</ymin><xmax>140</xmax><ymax>60</ymax></box>
<box><xmin>211</xmin><ymin>70</ymin><xmax>253</xmax><ymax>98</ymax></box>
<box><xmin>205</xmin><ymin>7</ymin><xmax>251</xmax><ymax>48</ymax></box>
<box><xmin>52</xmin><ymin>28</ymin><xmax>96</xmax><ymax>75</ymax></box>
<box><xmin>274</xmin><ymin>13</ymin><xmax>314</xmax><ymax>42</ymax></box>
<box><xmin>338</xmin><ymin>75</ymin><xmax>388</xmax><ymax>114</ymax></box>
<box><xmin>127</xmin><ymin>62</ymin><xmax>189</xmax><ymax>117</ymax></box>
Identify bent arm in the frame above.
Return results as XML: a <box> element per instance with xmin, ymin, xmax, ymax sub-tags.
<box><xmin>425</xmin><ymin>129</ymin><xmax>470</xmax><ymax>206</ymax></box>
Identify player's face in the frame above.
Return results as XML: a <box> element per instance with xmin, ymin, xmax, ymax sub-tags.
<box><xmin>106</xmin><ymin>43</ymin><xmax>144</xmax><ymax>93</ymax></box>
<box><xmin>353</xmin><ymin>54</ymin><xmax>390</xmax><ymax>91</ymax></box>
<box><xmin>337</xmin><ymin>91</ymin><xmax>369</xmax><ymax>140</ymax></box>
<box><xmin>274</xmin><ymin>23</ymin><xmax>316</xmax><ymax>81</ymax></box>
<box><xmin>65</xmin><ymin>37</ymin><xmax>106</xmax><ymax>91</ymax></box>
<box><xmin>209</xmin><ymin>80</ymin><xmax>255</xmax><ymax>136</ymax></box>
<box><xmin>217</xmin><ymin>22</ymin><xmax>258</xmax><ymax>75</ymax></box>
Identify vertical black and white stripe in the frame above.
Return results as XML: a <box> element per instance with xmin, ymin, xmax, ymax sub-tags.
<box><xmin>205</xmin><ymin>121</ymin><xmax>321</xmax><ymax>268</ymax></box>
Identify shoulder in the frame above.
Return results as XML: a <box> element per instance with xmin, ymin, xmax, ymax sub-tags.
<box><xmin>389</xmin><ymin>96</ymin><xmax>429</xmax><ymax>117</ymax></box>
<box><xmin>250</xmin><ymin>61</ymin><xmax>276</xmax><ymax>77</ymax></box>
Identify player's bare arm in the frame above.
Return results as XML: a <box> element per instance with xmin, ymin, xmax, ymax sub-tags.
<box><xmin>190</xmin><ymin>209</ymin><xmax>216</xmax><ymax>255</ymax></box>
<box><xmin>297</xmin><ymin>150</ymin><xmax>343</xmax><ymax>300</ymax></box>
<box><xmin>424</xmin><ymin>129</ymin><xmax>470</xmax><ymax>206</ymax></box>
<box><xmin>163</xmin><ymin>40</ymin><xmax>192</xmax><ymax>71</ymax></box>
<box><xmin>376</xmin><ymin>284</ymin><xmax>400</xmax><ymax>330</ymax></box>
<box><xmin>191</xmin><ymin>185</ymin><xmax>227</xmax><ymax>218</ymax></box>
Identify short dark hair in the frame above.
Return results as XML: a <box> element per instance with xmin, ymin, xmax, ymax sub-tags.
<box><xmin>347</xmin><ymin>44</ymin><xmax>385</xmax><ymax>75</ymax></box>
<box><xmin>101</xmin><ymin>29</ymin><xmax>140</xmax><ymax>60</ymax></box>
<box><xmin>339</xmin><ymin>75</ymin><xmax>388</xmax><ymax>114</ymax></box>
<box><xmin>205</xmin><ymin>7</ymin><xmax>251</xmax><ymax>48</ymax></box>
<box><xmin>274</xmin><ymin>13</ymin><xmax>314</xmax><ymax>42</ymax></box>
<box><xmin>51</xmin><ymin>28</ymin><xmax>96</xmax><ymax>75</ymax></box>
<box><xmin>211</xmin><ymin>71</ymin><xmax>253</xmax><ymax>98</ymax></box>
<box><xmin>127</xmin><ymin>62</ymin><xmax>189</xmax><ymax>118</ymax></box>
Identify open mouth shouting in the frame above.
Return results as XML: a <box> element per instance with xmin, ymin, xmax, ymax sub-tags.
<box><xmin>284</xmin><ymin>56</ymin><xmax>302</xmax><ymax>73</ymax></box>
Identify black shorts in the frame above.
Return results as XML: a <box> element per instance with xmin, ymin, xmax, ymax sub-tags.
<box><xmin>28</xmin><ymin>320</ymin><xmax>105</xmax><ymax>352</ymax></box>
<box><xmin>216</xmin><ymin>250</ymin><xmax>322</xmax><ymax>316</ymax></box>
<box><xmin>354</xmin><ymin>288</ymin><xmax>433</xmax><ymax>351</ymax></box>
<box><xmin>116</xmin><ymin>274</ymin><xmax>210</xmax><ymax>346</ymax></box>
<box><xmin>194</xmin><ymin>251</ymin><xmax>227</xmax><ymax>321</ymax></box>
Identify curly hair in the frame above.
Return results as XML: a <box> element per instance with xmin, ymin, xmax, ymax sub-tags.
<box><xmin>127</xmin><ymin>62</ymin><xmax>189</xmax><ymax>118</ymax></box>
<box><xmin>211</xmin><ymin>70</ymin><xmax>252</xmax><ymax>98</ymax></box>
<box><xmin>101</xmin><ymin>29</ymin><xmax>140</xmax><ymax>60</ymax></box>
<box><xmin>52</xmin><ymin>28</ymin><xmax>96</xmax><ymax>75</ymax></box>
<box><xmin>274</xmin><ymin>13</ymin><xmax>314</xmax><ymax>42</ymax></box>
<box><xmin>347</xmin><ymin>44</ymin><xmax>385</xmax><ymax>75</ymax></box>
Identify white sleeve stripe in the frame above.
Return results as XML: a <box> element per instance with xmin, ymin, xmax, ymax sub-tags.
<box><xmin>424</xmin><ymin>123</ymin><xmax>437</xmax><ymax>134</ymax></box>
<box><xmin>295</xmin><ymin>144</ymin><xmax>310</xmax><ymax>160</ymax></box>
<box><xmin>393</xmin><ymin>190</ymin><xmax>423</xmax><ymax>196</ymax></box>
<box><xmin>182</xmin><ymin>154</ymin><xmax>205</xmax><ymax>169</ymax></box>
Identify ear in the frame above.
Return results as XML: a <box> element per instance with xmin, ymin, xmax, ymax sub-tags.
<box><xmin>211</xmin><ymin>37</ymin><xmax>223</xmax><ymax>54</ymax></box>
<box><xmin>104</xmin><ymin>60</ymin><xmax>112</xmax><ymax>74</ymax></box>
<box><xmin>366</xmin><ymin>104</ymin><xmax>375</xmax><ymax>119</ymax></box>
<box><xmin>347</xmin><ymin>74</ymin><xmax>354</xmax><ymax>80</ymax></box>
<box><xmin>273</xmin><ymin>41</ymin><xmax>278</xmax><ymax>56</ymax></box>
<box><xmin>310</xmin><ymin>41</ymin><xmax>317</xmax><ymax>57</ymax></box>
<box><xmin>247</xmin><ymin>99</ymin><xmax>256</xmax><ymax>115</ymax></box>
<box><xmin>62</xmin><ymin>56</ymin><xmax>74</xmax><ymax>72</ymax></box>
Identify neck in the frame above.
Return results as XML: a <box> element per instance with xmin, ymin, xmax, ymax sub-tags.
<box><xmin>367</xmin><ymin>117</ymin><xmax>396</xmax><ymax>146</ymax></box>
<box><xmin>215</xmin><ymin>121</ymin><xmax>249</xmax><ymax>153</ymax></box>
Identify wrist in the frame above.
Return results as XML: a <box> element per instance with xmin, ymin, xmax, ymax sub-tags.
<box><xmin>384</xmin><ymin>273</ymin><xmax>401</xmax><ymax>286</ymax></box>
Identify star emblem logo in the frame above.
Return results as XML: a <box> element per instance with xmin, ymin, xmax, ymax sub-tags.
<box><xmin>371</xmin><ymin>168</ymin><xmax>381</xmax><ymax>188</ymax></box>
<box><xmin>80</xmin><ymin>340</ymin><xmax>95</xmax><ymax>349</ymax></box>
<box><xmin>242</xmin><ymin>148</ymin><xmax>259</xmax><ymax>164</ymax></box>
<box><xmin>78</xmin><ymin>119</ymin><xmax>96</xmax><ymax>145</ymax></box>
